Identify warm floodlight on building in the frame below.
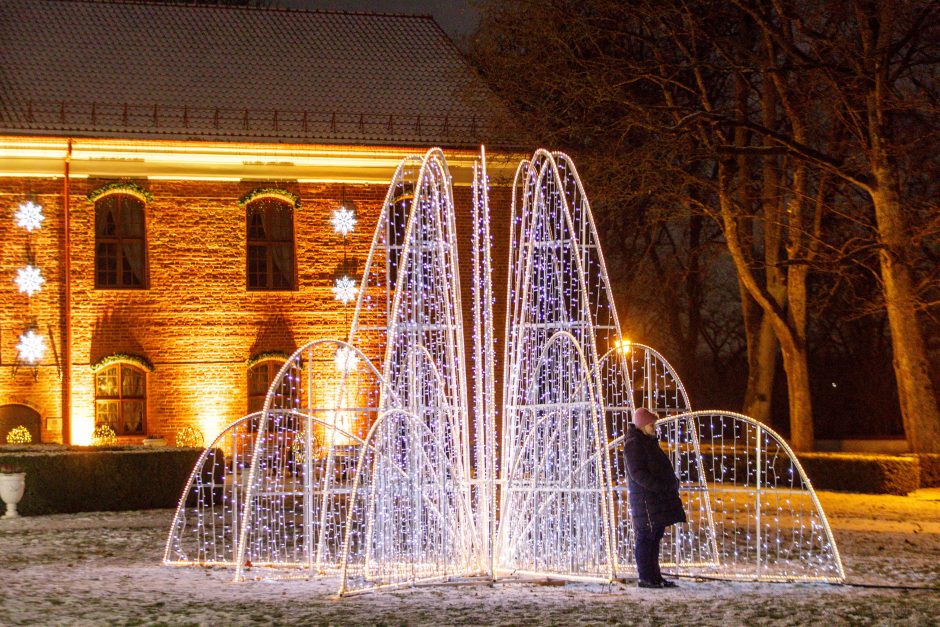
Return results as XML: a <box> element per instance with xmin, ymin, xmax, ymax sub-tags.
<box><xmin>615</xmin><ymin>338</ymin><xmax>632</xmax><ymax>352</ymax></box>
<box><xmin>14</xmin><ymin>201</ymin><xmax>44</xmax><ymax>232</ymax></box>
<box><xmin>16</xmin><ymin>329</ymin><xmax>46</xmax><ymax>364</ymax></box>
<box><xmin>332</xmin><ymin>276</ymin><xmax>357</xmax><ymax>304</ymax></box>
<box><xmin>331</xmin><ymin>206</ymin><xmax>357</xmax><ymax>236</ymax></box>
<box><xmin>14</xmin><ymin>265</ymin><xmax>44</xmax><ymax>297</ymax></box>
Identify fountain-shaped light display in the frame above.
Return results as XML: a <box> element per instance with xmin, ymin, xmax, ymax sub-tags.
<box><xmin>165</xmin><ymin>148</ymin><xmax>844</xmax><ymax>593</ymax></box>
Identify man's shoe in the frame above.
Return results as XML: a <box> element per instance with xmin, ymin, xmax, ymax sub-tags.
<box><xmin>637</xmin><ymin>579</ymin><xmax>663</xmax><ymax>589</ymax></box>
<box><xmin>659</xmin><ymin>579</ymin><xmax>678</xmax><ymax>588</ymax></box>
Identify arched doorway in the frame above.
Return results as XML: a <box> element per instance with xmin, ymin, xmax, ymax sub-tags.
<box><xmin>0</xmin><ymin>404</ymin><xmax>41</xmax><ymax>444</ymax></box>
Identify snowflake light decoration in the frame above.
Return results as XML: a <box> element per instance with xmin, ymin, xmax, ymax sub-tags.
<box><xmin>16</xmin><ymin>329</ymin><xmax>46</xmax><ymax>364</ymax></box>
<box><xmin>331</xmin><ymin>207</ymin><xmax>357</xmax><ymax>236</ymax></box>
<box><xmin>332</xmin><ymin>276</ymin><xmax>357</xmax><ymax>304</ymax></box>
<box><xmin>14</xmin><ymin>265</ymin><xmax>45</xmax><ymax>297</ymax></box>
<box><xmin>334</xmin><ymin>346</ymin><xmax>360</xmax><ymax>373</ymax></box>
<box><xmin>15</xmin><ymin>201</ymin><xmax>44</xmax><ymax>232</ymax></box>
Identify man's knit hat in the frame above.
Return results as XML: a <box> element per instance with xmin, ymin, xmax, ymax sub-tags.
<box><xmin>633</xmin><ymin>408</ymin><xmax>658</xmax><ymax>429</ymax></box>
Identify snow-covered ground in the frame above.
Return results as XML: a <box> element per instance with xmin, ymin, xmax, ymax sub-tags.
<box><xmin>1</xmin><ymin>490</ymin><xmax>937</xmax><ymax>625</ymax></box>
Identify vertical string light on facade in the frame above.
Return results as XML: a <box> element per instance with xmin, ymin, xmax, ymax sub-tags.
<box><xmin>13</xmin><ymin>200</ymin><xmax>47</xmax><ymax>368</ymax></box>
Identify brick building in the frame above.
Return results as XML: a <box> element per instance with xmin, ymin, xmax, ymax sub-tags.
<box><xmin>0</xmin><ymin>0</ymin><xmax>517</xmax><ymax>445</ymax></box>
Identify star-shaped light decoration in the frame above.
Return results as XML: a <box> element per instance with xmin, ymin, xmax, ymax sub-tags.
<box><xmin>332</xmin><ymin>276</ymin><xmax>358</xmax><ymax>304</ymax></box>
<box><xmin>334</xmin><ymin>346</ymin><xmax>360</xmax><ymax>373</ymax></box>
<box><xmin>17</xmin><ymin>329</ymin><xmax>46</xmax><ymax>364</ymax></box>
<box><xmin>15</xmin><ymin>201</ymin><xmax>45</xmax><ymax>232</ymax></box>
<box><xmin>331</xmin><ymin>206</ymin><xmax>357</xmax><ymax>237</ymax></box>
<box><xmin>14</xmin><ymin>265</ymin><xmax>45</xmax><ymax>297</ymax></box>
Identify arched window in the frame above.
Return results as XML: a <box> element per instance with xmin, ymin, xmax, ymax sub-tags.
<box><xmin>95</xmin><ymin>193</ymin><xmax>147</xmax><ymax>288</ymax></box>
<box><xmin>246</xmin><ymin>197</ymin><xmax>295</xmax><ymax>290</ymax></box>
<box><xmin>247</xmin><ymin>359</ymin><xmax>285</xmax><ymax>413</ymax></box>
<box><xmin>95</xmin><ymin>364</ymin><xmax>147</xmax><ymax>435</ymax></box>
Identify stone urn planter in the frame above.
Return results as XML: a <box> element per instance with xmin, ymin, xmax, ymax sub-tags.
<box><xmin>0</xmin><ymin>471</ymin><xmax>26</xmax><ymax>519</ymax></box>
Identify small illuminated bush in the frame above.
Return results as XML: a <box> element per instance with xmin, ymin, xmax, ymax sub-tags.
<box><xmin>175</xmin><ymin>425</ymin><xmax>204</xmax><ymax>448</ymax></box>
<box><xmin>6</xmin><ymin>425</ymin><xmax>32</xmax><ymax>445</ymax></box>
<box><xmin>92</xmin><ymin>424</ymin><xmax>117</xmax><ymax>446</ymax></box>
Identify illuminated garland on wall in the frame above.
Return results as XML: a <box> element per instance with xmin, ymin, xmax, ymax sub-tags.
<box><xmin>86</xmin><ymin>181</ymin><xmax>154</xmax><ymax>204</ymax></box>
<box><xmin>89</xmin><ymin>353</ymin><xmax>155</xmax><ymax>373</ymax></box>
<box><xmin>245</xmin><ymin>351</ymin><xmax>292</xmax><ymax>370</ymax></box>
<box><xmin>237</xmin><ymin>188</ymin><xmax>300</xmax><ymax>208</ymax></box>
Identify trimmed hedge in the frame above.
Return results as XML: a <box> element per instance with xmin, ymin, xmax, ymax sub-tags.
<box><xmin>796</xmin><ymin>453</ymin><xmax>920</xmax><ymax>496</ymax></box>
<box><xmin>0</xmin><ymin>446</ymin><xmax>212</xmax><ymax>516</ymax></box>
<box><xmin>909</xmin><ymin>453</ymin><xmax>940</xmax><ymax>487</ymax></box>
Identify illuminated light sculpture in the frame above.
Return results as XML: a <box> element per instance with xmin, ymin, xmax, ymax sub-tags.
<box><xmin>14</xmin><ymin>265</ymin><xmax>44</xmax><ymax>297</ymax></box>
<box><xmin>16</xmin><ymin>329</ymin><xmax>46</xmax><ymax>364</ymax></box>
<box><xmin>166</xmin><ymin>148</ymin><xmax>844</xmax><ymax>592</ymax></box>
<box><xmin>167</xmin><ymin>149</ymin><xmax>478</xmax><ymax>594</ymax></box>
<box><xmin>14</xmin><ymin>200</ymin><xmax>44</xmax><ymax>231</ymax></box>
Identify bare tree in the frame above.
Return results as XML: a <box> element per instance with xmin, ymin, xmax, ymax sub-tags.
<box><xmin>473</xmin><ymin>0</ymin><xmax>939</xmax><ymax>451</ymax></box>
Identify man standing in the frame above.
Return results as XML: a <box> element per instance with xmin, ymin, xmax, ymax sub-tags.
<box><xmin>623</xmin><ymin>407</ymin><xmax>687</xmax><ymax>588</ymax></box>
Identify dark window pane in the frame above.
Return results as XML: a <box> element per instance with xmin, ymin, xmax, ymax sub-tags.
<box><xmin>270</xmin><ymin>206</ymin><xmax>292</xmax><ymax>240</ymax></box>
<box><xmin>119</xmin><ymin>199</ymin><xmax>145</xmax><ymax>237</ymax></box>
<box><xmin>96</xmin><ymin>197</ymin><xmax>118</xmax><ymax>237</ymax></box>
<box><xmin>95</xmin><ymin>194</ymin><xmax>147</xmax><ymax>289</ymax></box>
<box><xmin>246</xmin><ymin>198</ymin><xmax>294</xmax><ymax>290</ymax></box>
<box><xmin>247</xmin><ymin>208</ymin><xmax>266</xmax><ymax>240</ymax></box>
<box><xmin>248</xmin><ymin>362</ymin><xmax>282</xmax><ymax>414</ymax></box>
<box><xmin>96</xmin><ymin>243</ymin><xmax>118</xmax><ymax>286</ymax></box>
<box><xmin>122</xmin><ymin>241</ymin><xmax>145</xmax><ymax>286</ymax></box>
<box><xmin>271</xmin><ymin>245</ymin><xmax>293</xmax><ymax>288</ymax></box>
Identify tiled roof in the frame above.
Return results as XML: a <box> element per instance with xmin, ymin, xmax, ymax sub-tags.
<box><xmin>0</xmin><ymin>0</ymin><xmax>508</xmax><ymax>147</ymax></box>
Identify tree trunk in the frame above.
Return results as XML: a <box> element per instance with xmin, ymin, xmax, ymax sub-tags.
<box><xmin>742</xmin><ymin>314</ymin><xmax>777</xmax><ymax>424</ymax></box>
<box><xmin>870</xmin><ymin>176</ymin><xmax>940</xmax><ymax>453</ymax></box>
<box><xmin>779</xmin><ymin>333</ymin><xmax>814</xmax><ymax>451</ymax></box>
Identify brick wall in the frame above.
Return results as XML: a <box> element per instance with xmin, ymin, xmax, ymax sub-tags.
<box><xmin>0</xmin><ymin>169</ymin><xmax>515</xmax><ymax>446</ymax></box>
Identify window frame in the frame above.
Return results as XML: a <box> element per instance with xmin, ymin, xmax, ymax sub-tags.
<box><xmin>94</xmin><ymin>363</ymin><xmax>148</xmax><ymax>436</ymax></box>
<box><xmin>247</xmin><ymin>359</ymin><xmax>287</xmax><ymax>414</ymax></box>
<box><xmin>245</xmin><ymin>197</ymin><xmax>297</xmax><ymax>291</ymax></box>
<box><xmin>94</xmin><ymin>192</ymin><xmax>149</xmax><ymax>290</ymax></box>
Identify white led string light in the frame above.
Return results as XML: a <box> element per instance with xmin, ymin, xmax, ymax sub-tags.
<box><xmin>165</xmin><ymin>148</ymin><xmax>845</xmax><ymax>593</ymax></box>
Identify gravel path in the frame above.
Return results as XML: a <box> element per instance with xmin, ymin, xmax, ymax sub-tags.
<box><xmin>0</xmin><ymin>490</ymin><xmax>937</xmax><ymax>625</ymax></box>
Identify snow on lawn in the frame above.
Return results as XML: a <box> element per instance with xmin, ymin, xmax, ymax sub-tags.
<box><xmin>0</xmin><ymin>490</ymin><xmax>937</xmax><ymax>625</ymax></box>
